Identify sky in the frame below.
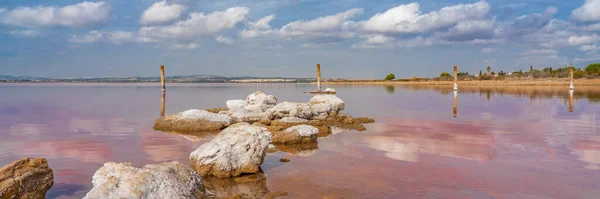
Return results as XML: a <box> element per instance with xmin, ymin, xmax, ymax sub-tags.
<box><xmin>0</xmin><ymin>0</ymin><xmax>599</xmax><ymax>78</ymax></box>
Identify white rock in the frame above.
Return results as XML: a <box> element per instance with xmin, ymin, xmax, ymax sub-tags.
<box><xmin>246</xmin><ymin>91</ymin><xmax>277</xmax><ymax>106</ymax></box>
<box><xmin>190</xmin><ymin>123</ymin><xmax>272</xmax><ymax>177</ymax></box>
<box><xmin>83</xmin><ymin>161</ymin><xmax>205</xmax><ymax>199</ymax></box>
<box><xmin>324</xmin><ymin>88</ymin><xmax>336</xmax><ymax>92</ymax></box>
<box><xmin>279</xmin><ymin>117</ymin><xmax>309</xmax><ymax>124</ymax></box>
<box><xmin>226</xmin><ymin>100</ymin><xmax>247</xmax><ymax>111</ymax></box>
<box><xmin>285</xmin><ymin>125</ymin><xmax>318</xmax><ymax>137</ymax></box>
<box><xmin>178</xmin><ymin>109</ymin><xmax>232</xmax><ymax>125</ymax></box>
<box><xmin>308</xmin><ymin>95</ymin><xmax>345</xmax><ymax>115</ymax></box>
<box><xmin>270</xmin><ymin>102</ymin><xmax>313</xmax><ymax>119</ymax></box>
<box><xmin>230</xmin><ymin>111</ymin><xmax>272</xmax><ymax>124</ymax></box>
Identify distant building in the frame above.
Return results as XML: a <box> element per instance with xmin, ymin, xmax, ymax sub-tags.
<box><xmin>231</xmin><ymin>79</ymin><xmax>296</xmax><ymax>83</ymax></box>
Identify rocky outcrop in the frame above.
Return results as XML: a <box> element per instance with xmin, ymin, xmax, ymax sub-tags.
<box><xmin>153</xmin><ymin>109</ymin><xmax>232</xmax><ymax>132</ymax></box>
<box><xmin>308</xmin><ymin>95</ymin><xmax>345</xmax><ymax>117</ymax></box>
<box><xmin>0</xmin><ymin>158</ymin><xmax>54</xmax><ymax>199</ymax></box>
<box><xmin>221</xmin><ymin>92</ymin><xmax>277</xmax><ymax>123</ymax></box>
<box><xmin>270</xmin><ymin>102</ymin><xmax>313</xmax><ymax>119</ymax></box>
<box><xmin>190</xmin><ymin>123</ymin><xmax>272</xmax><ymax>177</ymax></box>
<box><xmin>83</xmin><ymin>161</ymin><xmax>205</xmax><ymax>199</ymax></box>
<box><xmin>272</xmin><ymin>125</ymin><xmax>318</xmax><ymax>144</ymax></box>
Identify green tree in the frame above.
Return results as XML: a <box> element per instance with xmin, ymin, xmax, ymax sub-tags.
<box><xmin>384</xmin><ymin>73</ymin><xmax>395</xmax><ymax>80</ymax></box>
<box><xmin>479</xmin><ymin>70</ymin><xmax>483</xmax><ymax>76</ymax></box>
<box><xmin>586</xmin><ymin>63</ymin><xmax>600</xmax><ymax>74</ymax></box>
<box><xmin>440</xmin><ymin>72</ymin><xmax>451</xmax><ymax>77</ymax></box>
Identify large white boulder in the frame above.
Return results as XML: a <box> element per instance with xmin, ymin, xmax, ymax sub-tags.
<box><xmin>226</xmin><ymin>100</ymin><xmax>247</xmax><ymax>111</ymax></box>
<box><xmin>270</xmin><ymin>102</ymin><xmax>313</xmax><ymax>119</ymax></box>
<box><xmin>190</xmin><ymin>123</ymin><xmax>272</xmax><ymax>177</ymax></box>
<box><xmin>243</xmin><ymin>91</ymin><xmax>277</xmax><ymax>112</ymax></box>
<box><xmin>308</xmin><ymin>95</ymin><xmax>345</xmax><ymax>116</ymax></box>
<box><xmin>272</xmin><ymin>125</ymin><xmax>319</xmax><ymax>144</ymax></box>
<box><xmin>154</xmin><ymin>109</ymin><xmax>232</xmax><ymax>132</ymax></box>
<box><xmin>83</xmin><ymin>161</ymin><xmax>206</xmax><ymax>199</ymax></box>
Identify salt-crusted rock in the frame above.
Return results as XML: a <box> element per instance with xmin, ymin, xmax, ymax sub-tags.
<box><xmin>83</xmin><ymin>161</ymin><xmax>205</xmax><ymax>199</ymax></box>
<box><xmin>308</xmin><ymin>95</ymin><xmax>345</xmax><ymax>116</ymax></box>
<box><xmin>279</xmin><ymin>117</ymin><xmax>309</xmax><ymax>124</ymax></box>
<box><xmin>243</xmin><ymin>91</ymin><xmax>277</xmax><ymax>112</ymax></box>
<box><xmin>272</xmin><ymin>125</ymin><xmax>319</xmax><ymax>144</ymax></box>
<box><xmin>226</xmin><ymin>100</ymin><xmax>247</xmax><ymax>111</ymax></box>
<box><xmin>270</xmin><ymin>102</ymin><xmax>313</xmax><ymax>119</ymax></box>
<box><xmin>190</xmin><ymin>123</ymin><xmax>272</xmax><ymax>177</ymax></box>
<box><xmin>153</xmin><ymin>109</ymin><xmax>232</xmax><ymax>132</ymax></box>
<box><xmin>324</xmin><ymin>88</ymin><xmax>336</xmax><ymax>93</ymax></box>
<box><xmin>229</xmin><ymin>111</ymin><xmax>272</xmax><ymax>124</ymax></box>
<box><xmin>0</xmin><ymin>158</ymin><xmax>54</xmax><ymax>199</ymax></box>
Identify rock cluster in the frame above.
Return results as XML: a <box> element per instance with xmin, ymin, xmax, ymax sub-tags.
<box><xmin>83</xmin><ymin>161</ymin><xmax>206</xmax><ymax>199</ymax></box>
<box><xmin>0</xmin><ymin>158</ymin><xmax>54</xmax><ymax>199</ymax></box>
<box><xmin>189</xmin><ymin>123</ymin><xmax>272</xmax><ymax>178</ymax></box>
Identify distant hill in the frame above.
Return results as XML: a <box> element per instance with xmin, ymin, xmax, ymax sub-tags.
<box><xmin>0</xmin><ymin>75</ymin><xmax>315</xmax><ymax>83</ymax></box>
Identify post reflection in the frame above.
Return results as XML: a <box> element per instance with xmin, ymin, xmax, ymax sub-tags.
<box><xmin>453</xmin><ymin>91</ymin><xmax>458</xmax><ymax>118</ymax></box>
<box><xmin>569</xmin><ymin>90</ymin><xmax>574</xmax><ymax>112</ymax></box>
<box><xmin>160</xmin><ymin>92</ymin><xmax>165</xmax><ymax>117</ymax></box>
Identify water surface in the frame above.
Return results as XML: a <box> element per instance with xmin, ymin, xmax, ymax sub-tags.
<box><xmin>1</xmin><ymin>83</ymin><xmax>599</xmax><ymax>198</ymax></box>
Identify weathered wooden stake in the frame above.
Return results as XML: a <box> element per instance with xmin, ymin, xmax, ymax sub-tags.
<box><xmin>453</xmin><ymin>66</ymin><xmax>458</xmax><ymax>91</ymax></box>
<box><xmin>569</xmin><ymin>66</ymin><xmax>574</xmax><ymax>90</ymax></box>
<box><xmin>316</xmin><ymin>64</ymin><xmax>322</xmax><ymax>92</ymax></box>
<box><xmin>569</xmin><ymin>90</ymin><xmax>574</xmax><ymax>112</ymax></box>
<box><xmin>453</xmin><ymin>91</ymin><xmax>458</xmax><ymax>118</ymax></box>
<box><xmin>161</xmin><ymin>92</ymin><xmax>166</xmax><ymax>116</ymax></box>
<box><xmin>160</xmin><ymin>65</ymin><xmax>166</xmax><ymax>92</ymax></box>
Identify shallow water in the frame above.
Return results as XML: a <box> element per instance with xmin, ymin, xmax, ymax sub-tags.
<box><xmin>1</xmin><ymin>83</ymin><xmax>599</xmax><ymax>198</ymax></box>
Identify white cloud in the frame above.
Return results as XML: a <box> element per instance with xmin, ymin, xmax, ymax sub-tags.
<box><xmin>215</xmin><ymin>35</ymin><xmax>234</xmax><ymax>44</ymax></box>
<box><xmin>69</xmin><ymin>30</ymin><xmax>156</xmax><ymax>44</ymax></box>
<box><xmin>521</xmin><ymin>49</ymin><xmax>558</xmax><ymax>56</ymax></box>
<box><xmin>571</xmin><ymin>0</ymin><xmax>600</xmax><ymax>22</ymax></box>
<box><xmin>364</xmin><ymin>34</ymin><xmax>393</xmax><ymax>45</ymax></box>
<box><xmin>69</xmin><ymin>30</ymin><xmax>104</xmax><ymax>43</ymax></box>
<box><xmin>171</xmin><ymin>43</ymin><xmax>197</xmax><ymax>49</ymax></box>
<box><xmin>248</xmin><ymin>14</ymin><xmax>275</xmax><ymax>30</ymax></box>
<box><xmin>579</xmin><ymin>45</ymin><xmax>598</xmax><ymax>52</ymax></box>
<box><xmin>280</xmin><ymin>8</ymin><xmax>363</xmax><ymax>34</ymax></box>
<box><xmin>482</xmin><ymin>48</ymin><xmax>495</xmax><ymax>53</ymax></box>
<box><xmin>568</xmin><ymin>34</ymin><xmax>598</xmax><ymax>46</ymax></box>
<box><xmin>140</xmin><ymin>1</ymin><xmax>186</xmax><ymax>25</ymax></box>
<box><xmin>139</xmin><ymin>7</ymin><xmax>249</xmax><ymax>40</ymax></box>
<box><xmin>0</xmin><ymin>1</ymin><xmax>110</xmax><ymax>28</ymax></box>
<box><xmin>359</xmin><ymin>1</ymin><xmax>490</xmax><ymax>34</ymax></box>
<box><xmin>9</xmin><ymin>29</ymin><xmax>39</xmax><ymax>37</ymax></box>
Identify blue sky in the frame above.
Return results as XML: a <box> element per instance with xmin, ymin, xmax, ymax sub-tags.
<box><xmin>0</xmin><ymin>0</ymin><xmax>599</xmax><ymax>78</ymax></box>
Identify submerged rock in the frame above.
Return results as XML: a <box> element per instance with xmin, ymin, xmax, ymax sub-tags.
<box><xmin>190</xmin><ymin>123</ymin><xmax>272</xmax><ymax>177</ymax></box>
<box><xmin>154</xmin><ymin>109</ymin><xmax>232</xmax><ymax>132</ymax></box>
<box><xmin>272</xmin><ymin>125</ymin><xmax>318</xmax><ymax>144</ymax></box>
<box><xmin>0</xmin><ymin>158</ymin><xmax>54</xmax><ymax>199</ymax></box>
<box><xmin>83</xmin><ymin>161</ymin><xmax>205</xmax><ymax>199</ymax></box>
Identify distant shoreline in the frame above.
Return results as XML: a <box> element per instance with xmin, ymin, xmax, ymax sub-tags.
<box><xmin>2</xmin><ymin>79</ymin><xmax>600</xmax><ymax>86</ymax></box>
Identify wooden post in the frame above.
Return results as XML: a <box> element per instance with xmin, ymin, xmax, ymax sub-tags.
<box><xmin>316</xmin><ymin>64</ymin><xmax>322</xmax><ymax>92</ymax></box>
<box><xmin>569</xmin><ymin>90</ymin><xmax>574</xmax><ymax>112</ymax></box>
<box><xmin>160</xmin><ymin>65</ymin><xmax>166</xmax><ymax>92</ymax></box>
<box><xmin>453</xmin><ymin>91</ymin><xmax>458</xmax><ymax>118</ymax></box>
<box><xmin>161</xmin><ymin>92</ymin><xmax>166</xmax><ymax>116</ymax></box>
<box><xmin>569</xmin><ymin>66</ymin><xmax>574</xmax><ymax>90</ymax></box>
<box><xmin>453</xmin><ymin>66</ymin><xmax>458</xmax><ymax>91</ymax></box>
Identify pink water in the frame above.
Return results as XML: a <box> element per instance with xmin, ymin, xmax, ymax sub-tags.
<box><xmin>0</xmin><ymin>83</ymin><xmax>599</xmax><ymax>198</ymax></box>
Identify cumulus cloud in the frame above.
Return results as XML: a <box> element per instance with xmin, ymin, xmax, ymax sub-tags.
<box><xmin>0</xmin><ymin>1</ymin><xmax>110</xmax><ymax>28</ymax></box>
<box><xmin>140</xmin><ymin>1</ymin><xmax>186</xmax><ymax>25</ymax></box>
<box><xmin>215</xmin><ymin>35</ymin><xmax>234</xmax><ymax>44</ymax></box>
<box><xmin>571</xmin><ymin>0</ymin><xmax>600</xmax><ymax>22</ymax></box>
<box><xmin>568</xmin><ymin>34</ymin><xmax>598</xmax><ymax>46</ymax></box>
<box><xmin>359</xmin><ymin>1</ymin><xmax>490</xmax><ymax>34</ymax></box>
<box><xmin>248</xmin><ymin>14</ymin><xmax>275</xmax><ymax>30</ymax></box>
<box><xmin>139</xmin><ymin>7</ymin><xmax>249</xmax><ymax>40</ymax></box>
<box><xmin>280</xmin><ymin>8</ymin><xmax>363</xmax><ymax>34</ymax></box>
<box><xmin>9</xmin><ymin>29</ymin><xmax>39</xmax><ymax>37</ymax></box>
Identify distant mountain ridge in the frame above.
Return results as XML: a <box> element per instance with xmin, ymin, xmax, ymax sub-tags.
<box><xmin>0</xmin><ymin>75</ymin><xmax>314</xmax><ymax>83</ymax></box>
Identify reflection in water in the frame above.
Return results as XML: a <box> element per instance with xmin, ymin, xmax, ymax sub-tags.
<box><xmin>160</xmin><ymin>92</ymin><xmax>165</xmax><ymax>116</ymax></box>
<box><xmin>385</xmin><ymin>85</ymin><xmax>395</xmax><ymax>95</ymax></box>
<box><xmin>203</xmin><ymin>173</ymin><xmax>269</xmax><ymax>199</ymax></box>
<box><xmin>570</xmin><ymin>90</ymin><xmax>574</xmax><ymax>112</ymax></box>
<box><xmin>453</xmin><ymin>91</ymin><xmax>458</xmax><ymax>118</ymax></box>
<box><xmin>271</xmin><ymin>143</ymin><xmax>319</xmax><ymax>157</ymax></box>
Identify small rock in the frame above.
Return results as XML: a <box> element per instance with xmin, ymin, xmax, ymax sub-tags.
<box><xmin>279</xmin><ymin>117</ymin><xmax>309</xmax><ymax>124</ymax></box>
<box><xmin>354</xmin><ymin>117</ymin><xmax>375</xmax><ymax>123</ymax></box>
<box><xmin>272</xmin><ymin>125</ymin><xmax>318</xmax><ymax>144</ymax></box>
<box><xmin>279</xmin><ymin>158</ymin><xmax>290</xmax><ymax>163</ymax></box>
<box><xmin>154</xmin><ymin>109</ymin><xmax>232</xmax><ymax>132</ymax></box>
<box><xmin>83</xmin><ymin>161</ymin><xmax>205</xmax><ymax>199</ymax></box>
<box><xmin>190</xmin><ymin>123</ymin><xmax>272</xmax><ymax>177</ymax></box>
<box><xmin>324</xmin><ymin>88</ymin><xmax>336</xmax><ymax>93</ymax></box>
<box><xmin>0</xmin><ymin>158</ymin><xmax>54</xmax><ymax>199</ymax></box>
